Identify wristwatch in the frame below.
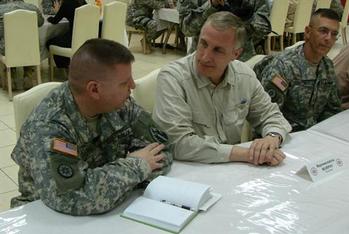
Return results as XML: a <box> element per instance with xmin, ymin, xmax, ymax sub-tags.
<box><xmin>266</xmin><ymin>132</ymin><xmax>283</xmax><ymax>145</ymax></box>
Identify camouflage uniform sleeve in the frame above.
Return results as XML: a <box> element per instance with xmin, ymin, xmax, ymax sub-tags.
<box><xmin>22</xmin><ymin>122</ymin><xmax>152</xmax><ymax>215</ymax></box>
<box><xmin>147</xmin><ymin>0</ymin><xmax>166</xmax><ymax>10</ymax></box>
<box><xmin>260</xmin><ymin>58</ymin><xmax>290</xmax><ymax>109</ymax></box>
<box><xmin>41</xmin><ymin>0</ymin><xmax>55</xmax><ymax>15</ymax></box>
<box><xmin>248</xmin><ymin>0</ymin><xmax>271</xmax><ymax>45</ymax></box>
<box><xmin>177</xmin><ymin>0</ymin><xmax>218</xmax><ymax>37</ymax></box>
<box><xmin>126</xmin><ymin>99</ymin><xmax>173</xmax><ymax>180</ymax></box>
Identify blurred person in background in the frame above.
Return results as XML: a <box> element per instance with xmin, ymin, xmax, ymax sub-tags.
<box><xmin>0</xmin><ymin>0</ymin><xmax>44</xmax><ymax>90</ymax></box>
<box><xmin>46</xmin><ymin>0</ymin><xmax>86</xmax><ymax>70</ymax></box>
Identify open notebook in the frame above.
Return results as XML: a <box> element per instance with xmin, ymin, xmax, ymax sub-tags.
<box><xmin>121</xmin><ymin>176</ymin><xmax>221</xmax><ymax>233</ymax></box>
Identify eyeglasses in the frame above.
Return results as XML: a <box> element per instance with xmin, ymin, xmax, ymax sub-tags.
<box><xmin>310</xmin><ymin>26</ymin><xmax>339</xmax><ymax>39</ymax></box>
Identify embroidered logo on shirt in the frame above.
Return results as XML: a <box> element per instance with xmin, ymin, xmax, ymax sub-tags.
<box><xmin>52</xmin><ymin>138</ymin><xmax>78</xmax><ymax>157</ymax></box>
<box><xmin>271</xmin><ymin>75</ymin><xmax>288</xmax><ymax>92</ymax></box>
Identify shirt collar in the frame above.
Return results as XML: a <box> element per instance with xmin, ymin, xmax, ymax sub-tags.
<box><xmin>62</xmin><ymin>82</ymin><xmax>127</xmax><ymax>143</ymax></box>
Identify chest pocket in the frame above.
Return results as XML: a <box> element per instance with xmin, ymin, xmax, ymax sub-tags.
<box><xmin>223</xmin><ymin>103</ymin><xmax>249</xmax><ymax>128</ymax></box>
<box><xmin>78</xmin><ymin>141</ymin><xmax>107</xmax><ymax>169</ymax></box>
<box><xmin>317</xmin><ymin>79</ymin><xmax>333</xmax><ymax>99</ymax></box>
<box><xmin>288</xmin><ymin>79</ymin><xmax>315</xmax><ymax>110</ymax></box>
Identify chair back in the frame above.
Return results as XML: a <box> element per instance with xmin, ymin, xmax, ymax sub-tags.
<box><xmin>132</xmin><ymin>69</ymin><xmax>160</xmax><ymax>113</ymax></box>
<box><xmin>292</xmin><ymin>0</ymin><xmax>314</xmax><ymax>33</ymax></box>
<box><xmin>340</xmin><ymin>0</ymin><xmax>349</xmax><ymax>44</ymax></box>
<box><xmin>3</xmin><ymin>10</ymin><xmax>40</xmax><ymax>67</ymax></box>
<box><xmin>71</xmin><ymin>4</ymin><xmax>100</xmax><ymax>52</ymax></box>
<box><xmin>342</xmin><ymin>0</ymin><xmax>349</xmax><ymax>27</ymax></box>
<box><xmin>102</xmin><ymin>1</ymin><xmax>128</xmax><ymax>46</ymax></box>
<box><xmin>13</xmin><ymin>82</ymin><xmax>62</xmax><ymax>138</ymax></box>
<box><xmin>245</xmin><ymin>54</ymin><xmax>267</xmax><ymax>69</ymax></box>
<box><xmin>268</xmin><ymin>0</ymin><xmax>289</xmax><ymax>36</ymax></box>
<box><xmin>315</xmin><ymin>0</ymin><xmax>331</xmax><ymax>10</ymax></box>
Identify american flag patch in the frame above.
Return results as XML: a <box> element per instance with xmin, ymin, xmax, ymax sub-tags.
<box><xmin>52</xmin><ymin>138</ymin><xmax>78</xmax><ymax>157</ymax></box>
<box><xmin>271</xmin><ymin>75</ymin><xmax>288</xmax><ymax>92</ymax></box>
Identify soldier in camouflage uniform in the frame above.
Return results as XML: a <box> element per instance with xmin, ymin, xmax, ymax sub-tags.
<box><xmin>10</xmin><ymin>39</ymin><xmax>173</xmax><ymax>215</ymax></box>
<box><xmin>0</xmin><ymin>0</ymin><xmax>44</xmax><ymax>89</ymax></box>
<box><xmin>255</xmin><ymin>9</ymin><xmax>342</xmax><ymax>132</ymax></box>
<box><xmin>126</xmin><ymin>0</ymin><xmax>171</xmax><ymax>51</ymax></box>
<box><xmin>286</xmin><ymin>0</ymin><xmax>343</xmax><ymax>28</ymax></box>
<box><xmin>177</xmin><ymin>0</ymin><xmax>271</xmax><ymax>61</ymax></box>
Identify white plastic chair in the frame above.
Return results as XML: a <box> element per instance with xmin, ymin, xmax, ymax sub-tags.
<box><xmin>265</xmin><ymin>0</ymin><xmax>289</xmax><ymax>54</ymax></box>
<box><xmin>49</xmin><ymin>4</ymin><xmax>100</xmax><ymax>80</ymax></box>
<box><xmin>101</xmin><ymin>1</ymin><xmax>128</xmax><ymax>47</ymax></box>
<box><xmin>13</xmin><ymin>82</ymin><xmax>61</xmax><ymax>138</ymax></box>
<box><xmin>340</xmin><ymin>0</ymin><xmax>349</xmax><ymax>45</ymax></box>
<box><xmin>285</xmin><ymin>0</ymin><xmax>314</xmax><ymax>45</ymax></box>
<box><xmin>241</xmin><ymin>54</ymin><xmax>267</xmax><ymax>142</ymax></box>
<box><xmin>315</xmin><ymin>0</ymin><xmax>331</xmax><ymax>10</ymax></box>
<box><xmin>132</xmin><ymin>68</ymin><xmax>160</xmax><ymax>113</ymax></box>
<box><xmin>0</xmin><ymin>10</ymin><xmax>41</xmax><ymax>101</ymax></box>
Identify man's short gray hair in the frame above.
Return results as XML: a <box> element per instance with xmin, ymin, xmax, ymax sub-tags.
<box><xmin>203</xmin><ymin>11</ymin><xmax>247</xmax><ymax>49</ymax></box>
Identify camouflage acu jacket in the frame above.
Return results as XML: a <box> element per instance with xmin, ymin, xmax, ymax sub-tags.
<box><xmin>11</xmin><ymin>82</ymin><xmax>172</xmax><ymax>215</ymax></box>
<box><xmin>256</xmin><ymin>44</ymin><xmax>342</xmax><ymax>131</ymax></box>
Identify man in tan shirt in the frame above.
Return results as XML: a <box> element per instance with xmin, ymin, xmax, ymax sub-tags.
<box><xmin>153</xmin><ymin>12</ymin><xmax>291</xmax><ymax>166</ymax></box>
<box><xmin>333</xmin><ymin>44</ymin><xmax>349</xmax><ymax>109</ymax></box>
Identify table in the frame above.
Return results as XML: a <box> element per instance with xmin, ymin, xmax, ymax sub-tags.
<box><xmin>39</xmin><ymin>17</ymin><xmax>69</xmax><ymax>60</ymax></box>
<box><xmin>156</xmin><ymin>8</ymin><xmax>179</xmax><ymax>24</ymax></box>
<box><xmin>1</xmin><ymin>112</ymin><xmax>349</xmax><ymax>233</ymax></box>
<box><xmin>308</xmin><ymin>109</ymin><xmax>349</xmax><ymax>143</ymax></box>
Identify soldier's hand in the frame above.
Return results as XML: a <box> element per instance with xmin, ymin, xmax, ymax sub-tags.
<box><xmin>53</xmin><ymin>0</ymin><xmax>61</xmax><ymax>13</ymax></box>
<box><xmin>210</xmin><ymin>0</ymin><xmax>225</xmax><ymax>7</ymax></box>
<box><xmin>129</xmin><ymin>143</ymin><xmax>165</xmax><ymax>171</ymax></box>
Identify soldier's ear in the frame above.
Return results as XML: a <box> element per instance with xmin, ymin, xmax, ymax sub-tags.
<box><xmin>232</xmin><ymin>47</ymin><xmax>243</xmax><ymax>60</ymax></box>
<box><xmin>85</xmin><ymin>80</ymin><xmax>101</xmax><ymax>100</ymax></box>
<box><xmin>304</xmin><ymin>26</ymin><xmax>311</xmax><ymax>41</ymax></box>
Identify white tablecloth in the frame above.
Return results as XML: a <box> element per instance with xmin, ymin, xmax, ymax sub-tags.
<box><xmin>1</xmin><ymin>112</ymin><xmax>349</xmax><ymax>234</ymax></box>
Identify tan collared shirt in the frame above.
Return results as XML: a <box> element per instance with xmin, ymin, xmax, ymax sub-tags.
<box><xmin>153</xmin><ymin>53</ymin><xmax>291</xmax><ymax>163</ymax></box>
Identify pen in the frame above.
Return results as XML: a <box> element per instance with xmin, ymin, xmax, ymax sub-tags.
<box><xmin>161</xmin><ymin>200</ymin><xmax>192</xmax><ymax>211</ymax></box>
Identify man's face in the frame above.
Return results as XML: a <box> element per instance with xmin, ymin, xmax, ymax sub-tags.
<box><xmin>305</xmin><ymin>16</ymin><xmax>339</xmax><ymax>57</ymax></box>
<box><xmin>98</xmin><ymin>63</ymin><xmax>135</xmax><ymax>112</ymax></box>
<box><xmin>196</xmin><ymin>23</ymin><xmax>241</xmax><ymax>84</ymax></box>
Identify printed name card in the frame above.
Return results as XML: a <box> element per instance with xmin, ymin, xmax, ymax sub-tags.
<box><xmin>297</xmin><ymin>156</ymin><xmax>345</xmax><ymax>182</ymax></box>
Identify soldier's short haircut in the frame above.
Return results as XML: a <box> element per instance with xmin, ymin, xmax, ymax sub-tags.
<box><xmin>311</xmin><ymin>8</ymin><xmax>340</xmax><ymax>24</ymax></box>
<box><xmin>203</xmin><ymin>11</ymin><xmax>247</xmax><ymax>49</ymax></box>
<box><xmin>69</xmin><ymin>38</ymin><xmax>134</xmax><ymax>94</ymax></box>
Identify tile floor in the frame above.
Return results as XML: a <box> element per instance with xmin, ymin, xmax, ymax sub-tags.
<box><xmin>0</xmin><ymin>32</ymin><xmax>346</xmax><ymax>213</ymax></box>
